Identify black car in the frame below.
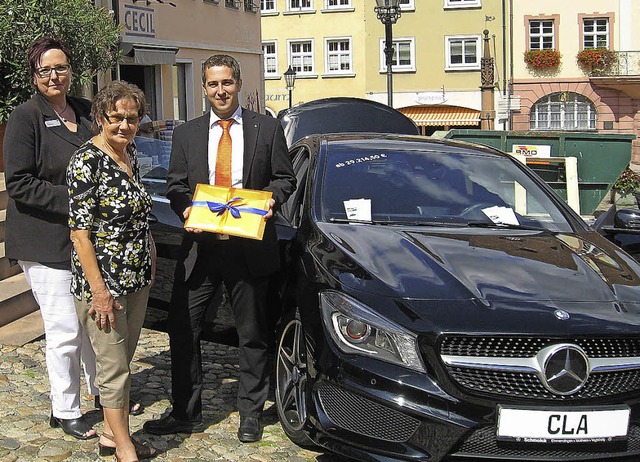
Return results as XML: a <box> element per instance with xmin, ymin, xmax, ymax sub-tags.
<box><xmin>277</xmin><ymin>96</ymin><xmax>419</xmax><ymax>145</ymax></box>
<box><xmin>273</xmin><ymin>133</ymin><xmax>640</xmax><ymax>462</ymax></box>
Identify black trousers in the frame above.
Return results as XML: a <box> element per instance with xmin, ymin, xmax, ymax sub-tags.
<box><xmin>167</xmin><ymin>240</ymin><xmax>270</xmax><ymax>422</ymax></box>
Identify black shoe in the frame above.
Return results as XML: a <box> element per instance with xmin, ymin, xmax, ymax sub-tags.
<box><xmin>237</xmin><ymin>416</ymin><xmax>262</xmax><ymax>443</ymax></box>
<box><xmin>49</xmin><ymin>412</ymin><xmax>97</xmax><ymax>440</ymax></box>
<box><xmin>95</xmin><ymin>395</ymin><xmax>145</xmax><ymax>416</ymax></box>
<box><xmin>143</xmin><ymin>414</ymin><xmax>204</xmax><ymax>435</ymax></box>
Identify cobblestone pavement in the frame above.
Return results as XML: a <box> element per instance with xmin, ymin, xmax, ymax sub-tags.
<box><xmin>0</xmin><ymin>325</ymin><xmax>350</xmax><ymax>462</ymax></box>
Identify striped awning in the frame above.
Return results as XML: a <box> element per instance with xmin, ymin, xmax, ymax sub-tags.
<box><xmin>399</xmin><ymin>106</ymin><xmax>481</xmax><ymax>127</ymax></box>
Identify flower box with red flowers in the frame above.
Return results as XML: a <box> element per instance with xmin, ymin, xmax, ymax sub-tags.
<box><xmin>524</xmin><ymin>49</ymin><xmax>561</xmax><ymax>70</ymax></box>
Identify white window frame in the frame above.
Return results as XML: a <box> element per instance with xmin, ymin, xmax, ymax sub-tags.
<box><xmin>261</xmin><ymin>0</ymin><xmax>276</xmax><ymax>13</ymax></box>
<box><xmin>325</xmin><ymin>37</ymin><xmax>352</xmax><ymax>75</ymax></box>
<box><xmin>288</xmin><ymin>39</ymin><xmax>316</xmax><ymax>76</ymax></box>
<box><xmin>529</xmin><ymin>19</ymin><xmax>555</xmax><ymax>50</ymax></box>
<box><xmin>288</xmin><ymin>0</ymin><xmax>313</xmax><ymax>12</ymax></box>
<box><xmin>530</xmin><ymin>92</ymin><xmax>597</xmax><ymax>131</ymax></box>
<box><xmin>583</xmin><ymin>18</ymin><xmax>610</xmax><ymax>49</ymax></box>
<box><xmin>326</xmin><ymin>0</ymin><xmax>351</xmax><ymax>9</ymax></box>
<box><xmin>444</xmin><ymin>0</ymin><xmax>481</xmax><ymax>9</ymax></box>
<box><xmin>262</xmin><ymin>41</ymin><xmax>279</xmax><ymax>79</ymax></box>
<box><xmin>399</xmin><ymin>0</ymin><xmax>414</xmax><ymax>10</ymax></box>
<box><xmin>445</xmin><ymin>35</ymin><xmax>481</xmax><ymax>70</ymax></box>
<box><xmin>379</xmin><ymin>37</ymin><xmax>416</xmax><ymax>73</ymax></box>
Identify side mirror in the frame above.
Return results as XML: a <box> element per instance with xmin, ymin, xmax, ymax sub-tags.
<box><xmin>614</xmin><ymin>208</ymin><xmax>640</xmax><ymax>229</ymax></box>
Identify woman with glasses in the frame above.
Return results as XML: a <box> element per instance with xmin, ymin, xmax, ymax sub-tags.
<box><xmin>67</xmin><ymin>80</ymin><xmax>156</xmax><ymax>462</ymax></box>
<box><xmin>3</xmin><ymin>37</ymin><xmax>99</xmax><ymax>440</ymax></box>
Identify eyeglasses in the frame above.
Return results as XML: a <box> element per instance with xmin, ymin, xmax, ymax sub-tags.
<box><xmin>35</xmin><ymin>64</ymin><xmax>71</xmax><ymax>79</ymax></box>
<box><xmin>103</xmin><ymin>113</ymin><xmax>141</xmax><ymax>125</ymax></box>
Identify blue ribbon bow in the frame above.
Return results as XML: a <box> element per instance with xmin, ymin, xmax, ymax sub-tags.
<box><xmin>192</xmin><ymin>197</ymin><xmax>268</xmax><ymax>219</ymax></box>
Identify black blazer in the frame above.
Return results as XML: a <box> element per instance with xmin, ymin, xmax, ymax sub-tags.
<box><xmin>166</xmin><ymin>108</ymin><xmax>296</xmax><ymax>279</ymax></box>
<box><xmin>4</xmin><ymin>93</ymin><xmax>93</xmax><ymax>264</ymax></box>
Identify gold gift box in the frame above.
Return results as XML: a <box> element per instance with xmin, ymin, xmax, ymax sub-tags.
<box><xmin>185</xmin><ymin>184</ymin><xmax>272</xmax><ymax>240</ymax></box>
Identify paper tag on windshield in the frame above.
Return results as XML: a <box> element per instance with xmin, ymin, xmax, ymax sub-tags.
<box><xmin>344</xmin><ymin>199</ymin><xmax>372</xmax><ymax>222</ymax></box>
<box><xmin>482</xmin><ymin>206</ymin><xmax>519</xmax><ymax>225</ymax></box>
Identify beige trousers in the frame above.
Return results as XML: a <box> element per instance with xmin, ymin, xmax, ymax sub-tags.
<box><xmin>74</xmin><ymin>286</ymin><xmax>150</xmax><ymax>409</ymax></box>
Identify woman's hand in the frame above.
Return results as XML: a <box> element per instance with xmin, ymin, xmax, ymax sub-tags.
<box><xmin>88</xmin><ymin>287</ymin><xmax>122</xmax><ymax>330</ymax></box>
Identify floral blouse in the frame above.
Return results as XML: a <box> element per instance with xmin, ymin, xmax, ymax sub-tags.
<box><xmin>67</xmin><ymin>141</ymin><xmax>152</xmax><ymax>302</ymax></box>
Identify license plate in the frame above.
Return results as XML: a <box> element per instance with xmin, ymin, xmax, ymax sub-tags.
<box><xmin>496</xmin><ymin>405</ymin><xmax>630</xmax><ymax>443</ymax></box>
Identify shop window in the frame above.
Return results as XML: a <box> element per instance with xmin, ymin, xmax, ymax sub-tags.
<box><xmin>530</xmin><ymin>92</ymin><xmax>596</xmax><ymax>131</ymax></box>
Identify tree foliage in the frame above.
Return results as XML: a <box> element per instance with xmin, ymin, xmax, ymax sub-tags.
<box><xmin>0</xmin><ymin>0</ymin><xmax>121</xmax><ymax>123</ymax></box>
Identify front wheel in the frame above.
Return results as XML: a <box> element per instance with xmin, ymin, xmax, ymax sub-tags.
<box><xmin>275</xmin><ymin>317</ymin><xmax>316</xmax><ymax>448</ymax></box>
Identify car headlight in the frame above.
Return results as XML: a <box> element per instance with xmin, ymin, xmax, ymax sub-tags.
<box><xmin>320</xmin><ymin>290</ymin><xmax>426</xmax><ymax>373</ymax></box>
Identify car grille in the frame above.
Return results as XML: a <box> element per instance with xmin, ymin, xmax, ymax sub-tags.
<box><xmin>441</xmin><ymin>336</ymin><xmax>640</xmax><ymax>358</ymax></box>
<box><xmin>439</xmin><ymin>336</ymin><xmax>640</xmax><ymax>400</ymax></box>
<box><xmin>447</xmin><ymin>367</ymin><xmax>640</xmax><ymax>400</ymax></box>
<box><xmin>451</xmin><ymin>424</ymin><xmax>640</xmax><ymax>460</ymax></box>
<box><xmin>316</xmin><ymin>382</ymin><xmax>420</xmax><ymax>442</ymax></box>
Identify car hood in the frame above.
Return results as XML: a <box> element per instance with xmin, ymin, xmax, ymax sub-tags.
<box><xmin>314</xmin><ymin>222</ymin><xmax>640</xmax><ymax>305</ymax></box>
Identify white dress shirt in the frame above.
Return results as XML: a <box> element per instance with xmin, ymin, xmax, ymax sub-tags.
<box><xmin>207</xmin><ymin>106</ymin><xmax>244</xmax><ymax>188</ymax></box>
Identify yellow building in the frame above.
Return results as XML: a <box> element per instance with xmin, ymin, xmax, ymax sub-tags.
<box><xmin>261</xmin><ymin>0</ymin><xmax>506</xmax><ymax>133</ymax></box>
<box><xmin>96</xmin><ymin>0</ymin><xmax>263</xmax><ymax>122</ymax></box>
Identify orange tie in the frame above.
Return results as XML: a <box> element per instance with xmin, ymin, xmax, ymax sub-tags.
<box><xmin>215</xmin><ymin>119</ymin><xmax>234</xmax><ymax>187</ymax></box>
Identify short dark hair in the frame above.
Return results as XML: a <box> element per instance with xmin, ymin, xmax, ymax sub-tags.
<box><xmin>27</xmin><ymin>37</ymin><xmax>73</xmax><ymax>77</ymax></box>
<box><xmin>202</xmin><ymin>54</ymin><xmax>241</xmax><ymax>84</ymax></box>
<box><xmin>91</xmin><ymin>80</ymin><xmax>147</xmax><ymax>131</ymax></box>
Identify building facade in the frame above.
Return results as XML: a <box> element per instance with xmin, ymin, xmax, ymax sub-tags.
<box><xmin>96</xmin><ymin>0</ymin><xmax>263</xmax><ymax>122</ymax></box>
<box><xmin>511</xmin><ymin>0</ymin><xmax>640</xmax><ymax>161</ymax></box>
<box><xmin>261</xmin><ymin>0</ymin><xmax>507</xmax><ymax>133</ymax></box>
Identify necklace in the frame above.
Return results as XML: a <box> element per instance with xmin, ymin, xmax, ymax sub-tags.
<box><xmin>97</xmin><ymin>134</ymin><xmax>132</xmax><ymax>175</ymax></box>
<box><xmin>52</xmin><ymin>101</ymin><xmax>69</xmax><ymax>122</ymax></box>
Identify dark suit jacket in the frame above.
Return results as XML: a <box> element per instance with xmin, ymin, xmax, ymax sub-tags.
<box><xmin>166</xmin><ymin>108</ymin><xmax>296</xmax><ymax>279</ymax></box>
<box><xmin>4</xmin><ymin>93</ymin><xmax>93</xmax><ymax>264</ymax></box>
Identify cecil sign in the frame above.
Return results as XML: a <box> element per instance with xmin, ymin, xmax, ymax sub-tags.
<box><xmin>123</xmin><ymin>4</ymin><xmax>156</xmax><ymax>38</ymax></box>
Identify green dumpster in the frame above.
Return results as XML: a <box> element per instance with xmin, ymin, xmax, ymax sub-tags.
<box><xmin>441</xmin><ymin>130</ymin><xmax>636</xmax><ymax>216</ymax></box>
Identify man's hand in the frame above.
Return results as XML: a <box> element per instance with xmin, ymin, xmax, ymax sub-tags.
<box><xmin>264</xmin><ymin>198</ymin><xmax>276</xmax><ymax>221</ymax></box>
<box><xmin>183</xmin><ymin>206</ymin><xmax>203</xmax><ymax>233</ymax></box>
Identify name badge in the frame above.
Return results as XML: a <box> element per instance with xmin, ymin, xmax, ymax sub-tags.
<box><xmin>45</xmin><ymin>119</ymin><xmax>62</xmax><ymax>127</ymax></box>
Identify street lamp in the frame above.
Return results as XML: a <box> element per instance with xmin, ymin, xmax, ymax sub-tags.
<box><xmin>374</xmin><ymin>0</ymin><xmax>401</xmax><ymax>107</ymax></box>
<box><xmin>284</xmin><ymin>66</ymin><xmax>297</xmax><ymax>109</ymax></box>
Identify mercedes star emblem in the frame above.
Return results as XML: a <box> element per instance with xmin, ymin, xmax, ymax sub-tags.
<box><xmin>538</xmin><ymin>344</ymin><xmax>590</xmax><ymax>396</ymax></box>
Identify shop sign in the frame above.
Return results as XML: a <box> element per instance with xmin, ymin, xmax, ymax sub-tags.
<box><xmin>512</xmin><ymin>145</ymin><xmax>551</xmax><ymax>157</ymax></box>
<box><xmin>266</xmin><ymin>94</ymin><xmax>290</xmax><ymax>102</ymax></box>
<box><xmin>123</xmin><ymin>4</ymin><xmax>156</xmax><ymax>38</ymax></box>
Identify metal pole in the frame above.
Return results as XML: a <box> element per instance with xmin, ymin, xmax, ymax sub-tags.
<box><xmin>288</xmin><ymin>88</ymin><xmax>292</xmax><ymax>109</ymax></box>
<box><xmin>384</xmin><ymin>21</ymin><xmax>394</xmax><ymax>107</ymax></box>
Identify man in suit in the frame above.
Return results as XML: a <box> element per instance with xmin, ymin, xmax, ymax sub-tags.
<box><xmin>143</xmin><ymin>54</ymin><xmax>296</xmax><ymax>443</ymax></box>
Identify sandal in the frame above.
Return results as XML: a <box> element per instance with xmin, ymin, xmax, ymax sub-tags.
<box><xmin>113</xmin><ymin>453</ymin><xmax>139</xmax><ymax>462</ymax></box>
<box><xmin>99</xmin><ymin>432</ymin><xmax>157</xmax><ymax>459</ymax></box>
<box><xmin>95</xmin><ymin>396</ymin><xmax>145</xmax><ymax>416</ymax></box>
<box><xmin>49</xmin><ymin>412</ymin><xmax>97</xmax><ymax>440</ymax></box>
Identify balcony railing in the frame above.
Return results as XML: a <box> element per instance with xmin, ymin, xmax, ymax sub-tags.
<box><xmin>596</xmin><ymin>51</ymin><xmax>640</xmax><ymax>77</ymax></box>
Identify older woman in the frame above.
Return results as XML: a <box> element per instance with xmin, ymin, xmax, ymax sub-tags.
<box><xmin>67</xmin><ymin>81</ymin><xmax>156</xmax><ymax>462</ymax></box>
<box><xmin>3</xmin><ymin>37</ymin><xmax>99</xmax><ymax>440</ymax></box>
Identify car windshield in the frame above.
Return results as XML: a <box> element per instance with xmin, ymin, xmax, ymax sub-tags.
<box><xmin>319</xmin><ymin>143</ymin><xmax>573</xmax><ymax>233</ymax></box>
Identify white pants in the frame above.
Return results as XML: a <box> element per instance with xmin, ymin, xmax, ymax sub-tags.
<box><xmin>19</xmin><ymin>261</ymin><xmax>98</xmax><ymax>419</ymax></box>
